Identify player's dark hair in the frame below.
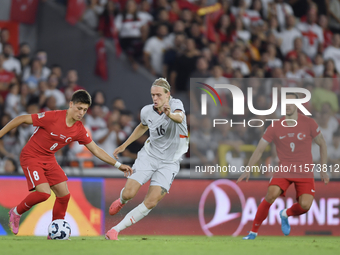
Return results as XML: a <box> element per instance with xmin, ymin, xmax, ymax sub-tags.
<box><xmin>286</xmin><ymin>92</ymin><xmax>299</xmax><ymax>99</ymax></box>
<box><xmin>71</xmin><ymin>89</ymin><xmax>92</xmax><ymax>106</ymax></box>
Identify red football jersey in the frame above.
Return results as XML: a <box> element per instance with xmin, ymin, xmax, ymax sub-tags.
<box><xmin>20</xmin><ymin>110</ymin><xmax>92</xmax><ymax>162</ymax></box>
<box><xmin>262</xmin><ymin>114</ymin><xmax>320</xmax><ymax>175</ymax></box>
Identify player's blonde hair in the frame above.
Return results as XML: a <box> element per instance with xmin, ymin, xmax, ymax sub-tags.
<box><xmin>152</xmin><ymin>78</ymin><xmax>171</xmax><ymax>93</ymax></box>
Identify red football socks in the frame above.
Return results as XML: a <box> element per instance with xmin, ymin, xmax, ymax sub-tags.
<box><xmin>52</xmin><ymin>194</ymin><xmax>71</xmax><ymax>221</ymax></box>
<box><xmin>17</xmin><ymin>191</ymin><xmax>51</xmax><ymax>215</ymax></box>
<box><xmin>251</xmin><ymin>199</ymin><xmax>272</xmax><ymax>233</ymax></box>
<box><xmin>287</xmin><ymin>203</ymin><xmax>308</xmax><ymax>216</ymax></box>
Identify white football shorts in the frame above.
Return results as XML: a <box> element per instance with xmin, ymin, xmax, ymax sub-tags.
<box><xmin>129</xmin><ymin>147</ymin><xmax>180</xmax><ymax>192</ymax></box>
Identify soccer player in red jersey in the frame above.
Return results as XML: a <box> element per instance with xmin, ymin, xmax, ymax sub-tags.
<box><xmin>0</xmin><ymin>90</ymin><xmax>133</xmax><ymax>236</ymax></box>
<box><xmin>237</xmin><ymin>93</ymin><xmax>329</xmax><ymax>239</ymax></box>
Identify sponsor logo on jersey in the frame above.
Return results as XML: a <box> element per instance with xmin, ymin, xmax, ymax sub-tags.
<box><xmin>279</xmin><ymin>136</ymin><xmax>286</xmax><ymax>139</ymax></box>
<box><xmin>37</xmin><ymin>112</ymin><xmax>45</xmax><ymax>119</ymax></box>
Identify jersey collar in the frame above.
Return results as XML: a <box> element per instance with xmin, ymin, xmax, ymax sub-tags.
<box><xmin>153</xmin><ymin>106</ymin><xmax>164</xmax><ymax>115</ymax></box>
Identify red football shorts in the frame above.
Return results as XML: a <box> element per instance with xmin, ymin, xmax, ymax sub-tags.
<box><xmin>21</xmin><ymin>160</ymin><xmax>68</xmax><ymax>191</ymax></box>
<box><xmin>269</xmin><ymin>177</ymin><xmax>315</xmax><ymax>199</ymax></box>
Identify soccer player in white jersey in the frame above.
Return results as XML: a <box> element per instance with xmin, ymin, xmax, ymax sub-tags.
<box><xmin>105</xmin><ymin>78</ymin><xmax>189</xmax><ymax>240</ymax></box>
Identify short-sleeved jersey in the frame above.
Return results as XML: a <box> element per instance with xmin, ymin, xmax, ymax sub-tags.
<box><xmin>140</xmin><ymin>97</ymin><xmax>188</xmax><ymax>162</ymax></box>
<box><xmin>20</xmin><ymin>110</ymin><xmax>92</xmax><ymax>162</ymax></box>
<box><xmin>262</xmin><ymin>114</ymin><xmax>320</xmax><ymax>173</ymax></box>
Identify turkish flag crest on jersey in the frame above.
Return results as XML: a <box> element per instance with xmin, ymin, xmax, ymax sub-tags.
<box><xmin>10</xmin><ymin>0</ymin><xmax>39</xmax><ymax>24</ymax></box>
<box><xmin>66</xmin><ymin>0</ymin><xmax>87</xmax><ymax>25</ymax></box>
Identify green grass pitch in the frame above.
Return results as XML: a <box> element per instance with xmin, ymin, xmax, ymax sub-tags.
<box><xmin>0</xmin><ymin>236</ymin><xmax>339</xmax><ymax>255</ymax></box>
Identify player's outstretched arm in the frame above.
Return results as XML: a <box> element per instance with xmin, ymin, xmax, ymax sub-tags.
<box><xmin>0</xmin><ymin>114</ymin><xmax>32</xmax><ymax>139</ymax></box>
<box><xmin>237</xmin><ymin>138</ymin><xmax>269</xmax><ymax>183</ymax></box>
<box><xmin>85</xmin><ymin>141</ymin><xmax>133</xmax><ymax>177</ymax></box>
<box><xmin>113</xmin><ymin>123</ymin><xmax>149</xmax><ymax>159</ymax></box>
<box><xmin>314</xmin><ymin>133</ymin><xmax>329</xmax><ymax>184</ymax></box>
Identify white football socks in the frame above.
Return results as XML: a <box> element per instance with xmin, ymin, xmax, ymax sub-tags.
<box><xmin>120</xmin><ymin>188</ymin><xmax>130</xmax><ymax>204</ymax></box>
<box><xmin>13</xmin><ymin>207</ymin><xmax>20</xmax><ymax>216</ymax></box>
<box><xmin>113</xmin><ymin>202</ymin><xmax>151</xmax><ymax>232</ymax></box>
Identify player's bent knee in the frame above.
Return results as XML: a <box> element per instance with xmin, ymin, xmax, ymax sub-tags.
<box><xmin>143</xmin><ymin>200</ymin><xmax>158</xmax><ymax>209</ymax></box>
<box><xmin>122</xmin><ymin>188</ymin><xmax>137</xmax><ymax>200</ymax></box>
<box><xmin>299</xmin><ymin>201</ymin><xmax>312</xmax><ymax>211</ymax></box>
<box><xmin>37</xmin><ymin>191</ymin><xmax>51</xmax><ymax>201</ymax></box>
<box><xmin>265</xmin><ymin>194</ymin><xmax>278</xmax><ymax>204</ymax></box>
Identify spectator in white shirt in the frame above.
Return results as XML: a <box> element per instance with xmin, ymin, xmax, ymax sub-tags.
<box><xmin>328</xmin><ymin>0</ymin><xmax>340</xmax><ymax>33</ymax></box>
<box><xmin>231</xmin><ymin>46</ymin><xmax>250</xmax><ymax>76</ymax></box>
<box><xmin>205</xmin><ymin>65</ymin><xmax>229</xmax><ymax>86</ymax></box>
<box><xmin>235</xmin><ymin>17</ymin><xmax>251</xmax><ymax>43</ymax></box>
<box><xmin>273</xmin><ymin>0</ymin><xmax>293</xmax><ymax>31</ymax></box>
<box><xmin>94</xmin><ymin>112</ymin><xmax>125</xmax><ymax>164</ymax></box>
<box><xmin>22</xmin><ymin>50</ymin><xmax>50</xmax><ymax>81</ymax></box>
<box><xmin>267</xmin><ymin>43</ymin><xmax>282</xmax><ymax>69</ymax></box>
<box><xmin>24</xmin><ymin>58</ymin><xmax>45</xmax><ymax>94</ymax></box>
<box><xmin>318</xmin><ymin>103</ymin><xmax>339</xmax><ymax>148</ymax></box>
<box><xmin>313</xmin><ymin>53</ymin><xmax>324</xmax><ymax>77</ymax></box>
<box><xmin>115</xmin><ymin>0</ymin><xmax>149</xmax><ymax>70</ymax></box>
<box><xmin>323</xmin><ymin>33</ymin><xmax>340</xmax><ymax>73</ymax></box>
<box><xmin>144</xmin><ymin>24</ymin><xmax>170</xmax><ymax>76</ymax></box>
<box><xmin>296</xmin><ymin>8</ymin><xmax>324</xmax><ymax>59</ymax></box>
<box><xmin>286</xmin><ymin>59</ymin><xmax>313</xmax><ymax>86</ymax></box>
<box><xmin>2</xmin><ymin>43</ymin><xmax>21</xmax><ymax>76</ymax></box>
<box><xmin>82</xmin><ymin>0</ymin><xmax>104</xmax><ymax>29</ymax></box>
<box><xmin>86</xmin><ymin>104</ymin><xmax>107</xmax><ymax>142</ymax></box>
<box><xmin>276</xmin><ymin>14</ymin><xmax>301</xmax><ymax>56</ymax></box>
<box><xmin>165</xmin><ymin>20</ymin><xmax>186</xmax><ymax>47</ymax></box>
<box><xmin>5</xmin><ymin>83</ymin><xmax>21</xmax><ymax>119</ymax></box>
<box><xmin>45</xmin><ymin>73</ymin><xmax>66</xmax><ymax>108</ymax></box>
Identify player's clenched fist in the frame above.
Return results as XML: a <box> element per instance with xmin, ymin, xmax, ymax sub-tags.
<box><xmin>162</xmin><ymin>103</ymin><xmax>171</xmax><ymax>116</ymax></box>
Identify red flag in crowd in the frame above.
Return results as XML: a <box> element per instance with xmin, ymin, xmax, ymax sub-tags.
<box><xmin>95</xmin><ymin>38</ymin><xmax>108</xmax><ymax>81</ymax></box>
<box><xmin>10</xmin><ymin>0</ymin><xmax>39</xmax><ymax>24</ymax></box>
<box><xmin>205</xmin><ymin>13</ymin><xmax>216</xmax><ymax>42</ymax></box>
<box><xmin>176</xmin><ymin>0</ymin><xmax>200</xmax><ymax>12</ymax></box>
<box><xmin>66</xmin><ymin>0</ymin><xmax>87</xmax><ymax>25</ymax></box>
<box><xmin>0</xmin><ymin>21</ymin><xmax>19</xmax><ymax>54</ymax></box>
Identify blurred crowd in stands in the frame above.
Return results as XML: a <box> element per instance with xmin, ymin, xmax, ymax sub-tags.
<box><xmin>1</xmin><ymin>0</ymin><xmax>340</xmax><ymax>178</ymax></box>
<box><xmin>0</xmin><ymin>36</ymin><xmax>144</xmax><ymax>173</ymax></box>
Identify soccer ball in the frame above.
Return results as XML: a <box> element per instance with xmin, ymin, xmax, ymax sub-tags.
<box><xmin>48</xmin><ymin>219</ymin><xmax>71</xmax><ymax>240</ymax></box>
